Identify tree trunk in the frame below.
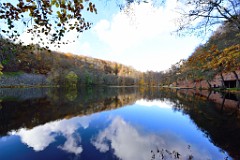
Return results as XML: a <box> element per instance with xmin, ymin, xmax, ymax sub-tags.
<box><xmin>221</xmin><ymin>94</ymin><xmax>226</xmax><ymax>112</ymax></box>
<box><xmin>232</xmin><ymin>71</ymin><xmax>240</xmax><ymax>88</ymax></box>
<box><xmin>207</xmin><ymin>90</ymin><xmax>212</xmax><ymax>100</ymax></box>
<box><xmin>220</xmin><ymin>73</ymin><xmax>226</xmax><ymax>88</ymax></box>
<box><xmin>237</xmin><ymin>100</ymin><xmax>240</xmax><ymax>109</ymax></box>
<box><xmin>206</xmin><ymin>80</ymin><xmax>212</xmax><ymax>89</ymax></box>
<box><xmin>193</xmin><ymin>81</ymin><xmax>196</xmax><ymax>89</ymax></box>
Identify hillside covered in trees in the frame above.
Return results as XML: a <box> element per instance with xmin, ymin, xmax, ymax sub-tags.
<box><xmin>0</xmin><ymin>37</ymin><xmax>144</xmax><ymax>87</ymax></box>
<box><xmin>144</xmin><ymin>21</ymin><xmax>240</xmax><ymax>89</ymax></box>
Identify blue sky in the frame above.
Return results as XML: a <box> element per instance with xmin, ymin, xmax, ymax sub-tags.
<box><xmin>18</xmin><ymin>0</ymin><xmax>207</xmax><ymax>72</ymax></box>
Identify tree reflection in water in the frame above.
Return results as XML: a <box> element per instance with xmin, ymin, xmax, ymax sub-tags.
<box><xmin>0</xmin><ymin>87</ymin><xmax>239</xmax><ymax>159</ymax></box>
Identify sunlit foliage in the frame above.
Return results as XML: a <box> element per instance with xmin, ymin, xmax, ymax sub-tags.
<box><xmin>65</xmin><ymin>71</ymin><xmax>78</xmax><ymax>87</ymax></box>
<box><xmin>0</xmin><ymin>37</ymin><xmax>142</xmax><ymax>86</ymax></box>
<box><xmin>0</xmin><ymin>0</ymin><xmax>97</xmax><ymax>47</ymax></box>
<box><xmin>146</xmin><ymin>20</ymin><xmax>240</xmax><ymax>88</ymax></box>
<box><xmin>0</xmin><ymin>63</ymin><xmax>3</xmax><ymax>76</ymax></box>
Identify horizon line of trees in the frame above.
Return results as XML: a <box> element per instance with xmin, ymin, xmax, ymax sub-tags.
<box><xmin>0</xmin><ymin>10</ymin><xmax>240</xmax><ymax>88</ymax></box>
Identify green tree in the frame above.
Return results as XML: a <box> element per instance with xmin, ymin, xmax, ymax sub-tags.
<box><xmin>0</xmin><ymin>37</ymin><xmax>21</xmax><ymax>71</ymax></box>
<box><xmin>65</xmin><ymin>71</ymin><xmax>78</xmax><ymax>87</ymax></box>
<box><xmin>65</xmin><ymin>87</ymin><xmax>78</xmax><ymax>101</ymax></box>
<box><xmin>85</xmin><ymin>71</ymin><xmax>93</xmax><ymax>86</ymax></box>
<box><xmin>0</xmin><ymin>63</ymin><xmax>3</xmax><ymax>76</ymax></box>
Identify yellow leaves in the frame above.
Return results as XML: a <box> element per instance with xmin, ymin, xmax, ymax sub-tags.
<box><xmin>61</xmin><ymin>0</ymin><xmax>66</xmax><ymax>4</ymax></box>
<box><xmin>1</xmin><ymin>0</ymin><xmax>96</xmax><ymax>45</ymax></box>
<box><xmin>182</xmin><ymin>43</ymin><xmax>240</xmax><ymax>77</ymax></box>
<box><xmin>51</xmin><ymin>0</ymin><xmax>56</xmax><ymax>5</ymax></box>
<box><xmin>57</xmin><ymin>11</ymin><xmax>61</xmax><ymax>17</ymax></box>
<box><xmin>55</xmin><ymin>2</ymin><xmax>60</xmax><ymax>8</ymax></box>
<box><xmin>87</xmin><ymin>2</ymin><xmax>97</xmax><ymax>14</ymax></box>
<box><xmin>213</xmin><ymin>44</ymin><xmax>240</xmax><ymax>72</ymax></box>
<box><xmin>0</xmin><ymin>63</ymin><xmax>3</xmax><ymax>71</ymax></box>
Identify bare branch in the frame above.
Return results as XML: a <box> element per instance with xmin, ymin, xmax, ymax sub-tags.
<box><xmin>175</xmin><ymin>0</ymin><xmax>240</xmax><ymax>36</ymax></box>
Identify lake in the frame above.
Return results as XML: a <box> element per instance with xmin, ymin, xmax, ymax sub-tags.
<box><xmin>0</xmin><ymin>87</ymin><xmax>239</xmax><ymax>160</ymax></box>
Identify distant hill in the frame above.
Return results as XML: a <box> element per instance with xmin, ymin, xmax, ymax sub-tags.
<box><xmin>0</xmin><ymin>37</ymin><xmax>143</xmax><ymax>87</ymax></box>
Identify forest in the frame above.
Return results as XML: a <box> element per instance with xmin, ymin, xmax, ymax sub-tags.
<box><xmin>144</xmin><ymin>21</ymin><xmax>240</xmax><ymax>89</ymax></box>
<box><xmin>0</xmin><ymin>18</ymin><xmax>240</xmax><ymax>88</ymax></box>
<box><xmin>0</xmin><ymin>0</ymin><xmax>239</xmax><ymax>88</ymax></box>
<box><xmin>0</xmin><ymin>37</ymin><xmax>144</xmax><ymax>86</ymax></box>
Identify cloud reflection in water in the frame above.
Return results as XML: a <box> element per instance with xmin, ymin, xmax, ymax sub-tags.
<box><xmin>10</xmin><ymin>116</ymin><xmax>92</xmax><ymax>155</ymax></box>
<box><xmin>7</xmin><ymin>99</ymin><xmax>228</xmax><ymax>159</ymax></box>
<box><xmin>91</xmin><ymin>116</ymin><xmax>214</xmax><ymax>160</ymax></box>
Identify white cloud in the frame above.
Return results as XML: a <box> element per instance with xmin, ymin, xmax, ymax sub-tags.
<box><xmin>78</xmin><ymin>42</ymin><xmax>91</xmax><ymax>54</ymax></box>
<box><xmin>14</xmin><ymin>125</ymin><xmax>55</xmax><ymax>151</ymax></box>
<box><xmin>18</xmin><ymin>19</ymin><xmax>87</xmax><ymax>54</ymax></box>
<box><xmin>91</xmin><ymin>116</ymin><xmax>215</xmax><ymax>160</ymax></box>
<box><xmin>10</xmin><ymin>116</ymin><xmax>92</xmax><ymax>154</ymax></box>
<box><xmin>58</xmin><ymin>134</ymin><xmax>83</xmax><ymax>155</ymax></box>
<box><xmin>17</xmin><ymin>1</ymin><xmax>203</xmax><ymax>72</ymax></box>
<box><xmin>18</xmin><ymin>25</ymin><xmax>94</xmax><ymax>57</ymax></box>
<box><xmin>92</xmin><ymin>1</ymin><xmax>202</xmax><ymax>71</ymax></box>
<box><xmin>93</xmin><ymin>1</ymin><xmax>176</xmax><ymax>53</ymax></box>
<box><xmin>135</xmin><ymin>99</ymin><xmax>172</xmax><ymax>108</ymax></box>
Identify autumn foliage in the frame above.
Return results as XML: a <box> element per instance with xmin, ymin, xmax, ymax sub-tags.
<box><xmin>0</xmin><ymin>38</ymin><xmax>143</xmax><ymax>86</ymax></box>
<box><xmin>0</xmin><ymin>0</ymin><xmax>97</xmax><ymax>48</ymax></box>
<box><xmin>144</xmin><ymin>21</ymin><xmax>240</xmax><ymax>88</ymax></box>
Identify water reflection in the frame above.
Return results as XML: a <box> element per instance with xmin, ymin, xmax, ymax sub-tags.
<box><xmin>11</xmin><ymin>116</ymin><xmax>92</xmax><ymax>154</ymax></box>
<box><xmin>91</xmin><ymin>116</ymin><xmax>212</xmax><ymax>160</ymax></box>
<box><xmin>0</xmin><ymin>87</ymin><xmax>139</xmax><ymax>137</ymax></box>
<box><xmin>0</xmin><ymin>87</ymin><xmax>239</xmax><ymax>159</ymax></box>
<box><xmin>6</xmin><ymin>109</ymin><xmax>228</xmax><ymax>160</ymax></box>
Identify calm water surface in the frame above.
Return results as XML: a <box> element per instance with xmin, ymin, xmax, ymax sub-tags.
<box><xmin>0</xmin><ymin>87</ymin><xmax>239</xmax><ymax>160</ymax></box>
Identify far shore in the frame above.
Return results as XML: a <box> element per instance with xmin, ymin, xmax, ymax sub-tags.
<box><xmin>0</xmin><ymin>84</ymin><xmax>239</xmax><ymax>93</ymax></box>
